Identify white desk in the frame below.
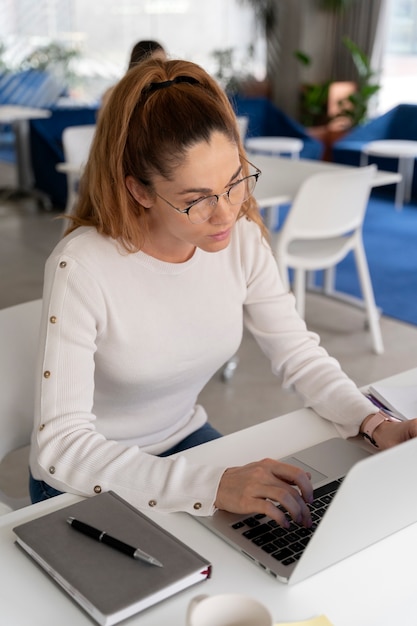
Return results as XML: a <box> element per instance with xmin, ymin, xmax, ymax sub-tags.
<box><xmin>2</xmin><ymin>367</ymin><xmax>417</xmax><ymax>626</ymax></box>
<box><xmin>360</xmin><ymin>139</ymin><xmax>417</xmax><ymax>210</ymax></box>
<box><xmin>0</xmin><ymin>105</ymin><xmax>52</xmax><ymax>209</ymax></box>
<box><xmin>253</xmin><ymin>154</ymin><xmax>402</xmax><ymax>213</ymax></box>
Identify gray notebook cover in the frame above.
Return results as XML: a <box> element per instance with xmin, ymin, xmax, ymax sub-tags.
<box><xmin>13</xmin><ymin>491</ymin><xmax>211</xmax><ymax>626</ymax></box>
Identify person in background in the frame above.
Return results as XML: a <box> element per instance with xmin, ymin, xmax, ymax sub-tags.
<box><xmin>29</xmin><ymin>58</ymin><xmax>417</xmax><ymax>530</ymax></box>
<box><xmin>99</xmin><ymin>39</ymin><xmax>167</xmax><ymax>113</ymax></box>
<box><xmin>128</xmin><ymin>40</ymin><xmax>167</xmax><ymax>69</ymax></box>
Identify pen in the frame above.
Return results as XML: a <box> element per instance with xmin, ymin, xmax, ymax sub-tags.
<box><xmin>66</xmin><ymin>517</ymin><xmax>163</xmax><ymax>567</ymax></box>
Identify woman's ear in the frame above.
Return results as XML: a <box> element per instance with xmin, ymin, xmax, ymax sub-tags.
<box><xmin>125</xmin><ymin>175</ymin><xmax>153</xmax><ymax>208</ymax></box>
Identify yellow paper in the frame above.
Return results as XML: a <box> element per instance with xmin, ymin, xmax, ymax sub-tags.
<box><xmin>274</xmin><ymin>615</ymin><xmax>333</xmax><ymax>626</ymax></box>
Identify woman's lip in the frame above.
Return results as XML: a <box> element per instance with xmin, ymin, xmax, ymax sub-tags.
<box><xmin>209</xmin><ymin>228</ymin><xmax>231</xmax><ymax>241</ymax></box>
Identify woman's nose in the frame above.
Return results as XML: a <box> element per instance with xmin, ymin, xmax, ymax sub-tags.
<box><xmin>210</xmin><ymin>193</ymin><xmax>235</xmax><ymax>222</ymax></box>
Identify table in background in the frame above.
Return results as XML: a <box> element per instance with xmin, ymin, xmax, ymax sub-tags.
<box><xmin>0</xmin><ymin>105</ymin><xmax>52</xmax><ymax>209</ymax></box>
<box><xmin>1</xmin><ymin>368</ymin><xmax>417</xmax><ymax>626</ymax></box>
<box><xmin>253</xmin><ymin>155</ymin><xmax>402</xmax><ymax>313</ymax></box>
<box><xmin>246</xmin><ymin>136</ymin><xmax>304</xmax><ymax>159</ymax></box>
<box><xmin>253</xmin><ymin>154</ymin><xmax>401</xmax><ymax>228</ymax></box>
<box><xmin>360</xmin><ymin>139</ymin><xmax>417</xmax><ymax>210</ymax></box>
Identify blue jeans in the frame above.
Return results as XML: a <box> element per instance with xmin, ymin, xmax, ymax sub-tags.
<box><xmin>29</xmin><ymin>422</ymin><xmax>222</xmax><ymax>503</ymax></box>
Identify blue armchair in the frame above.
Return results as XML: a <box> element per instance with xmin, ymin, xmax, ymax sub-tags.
<box><xmin>332</xmin><ymin>104</ymin><xmax>417</xmax><ymax>199</ymax></box>
<box><xmin>230</xmin><ymin>96</ymin><xmax>323</xmax><ymax>160</ymax></box>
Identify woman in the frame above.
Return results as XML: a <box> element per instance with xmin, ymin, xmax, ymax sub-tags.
<box><xmin>29</xmin><ymin>59</ymin><xmax>417</xmax><ymax>530</ymax></box>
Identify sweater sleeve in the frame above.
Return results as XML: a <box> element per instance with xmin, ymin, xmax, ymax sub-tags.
<box><xmin>30</xmin><ymin>250</ymin><xmax>225</xmax><ymax>515</ymax></box>
<box><xmin>239</xmin><ymin>219</ymin><xmax>377</xmax><ymax>438</ymax></box>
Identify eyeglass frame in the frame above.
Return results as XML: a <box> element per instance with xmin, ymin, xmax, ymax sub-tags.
<box><xmin>152</xmin><ymin>159</ymin><xmax>262</xmax><ymax>223</ymax></box>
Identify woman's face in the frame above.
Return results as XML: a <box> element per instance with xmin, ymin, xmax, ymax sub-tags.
<box><xmin>134</xmin><ymin>131</ymin><xmax>244</xmax><ymax>262</ymax></box>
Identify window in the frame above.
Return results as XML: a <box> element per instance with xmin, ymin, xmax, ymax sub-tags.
<box><xmin>0</xmin><ymin>0</ymin><xmax>266</xmax><ymax>103</ymax></box>
<box><xmin>379</xmin><ymin>0</ymin><xmax>417</xmax><ymax>112</ymax></box>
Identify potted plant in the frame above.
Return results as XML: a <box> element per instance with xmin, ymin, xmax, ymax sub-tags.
<box><xmin>334</xmin><ymin>36</ymin><xmax>381</xmax><ymax>126</ymax></box>
<box><xmin>294</xmin><ymin>37</ymin><xmax>380</xmax><ymax>129</ymax></box>
<box><xmin>294</xmin><ymin>50</ymin><xmax>331</xmax><ymax>127</ymax></box>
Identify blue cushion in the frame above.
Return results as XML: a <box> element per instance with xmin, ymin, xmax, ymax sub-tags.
<box><xmin>333</xmin><ymin>104</ymin><xmax>417</xmax><ymax>198</ymax></box>
<box><xmin>230</xmin><ymin>96</ymin><xmax>323</xmax><ymax>160</ymax></box>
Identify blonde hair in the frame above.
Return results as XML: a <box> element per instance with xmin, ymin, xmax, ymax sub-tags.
<box><xmin>66</xmin><ymin>58</ymin><xmax>267</xmax><ymax>250</ymax></box>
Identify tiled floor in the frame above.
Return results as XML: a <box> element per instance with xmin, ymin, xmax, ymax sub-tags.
<box><xmin>1</xmin><ymin>180</ymin><xmax>417</xmax><ymax>439</ymax></box>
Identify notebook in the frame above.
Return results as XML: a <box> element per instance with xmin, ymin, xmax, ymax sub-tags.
<box><xmin>368</xmin><ymin>380</ymin><xmax>417</xmax><ymax>420</ymax></box>
<box><xmin>196</xmin><ymin>436</ymin><xmax>417</xmax><ymax>584</ymax></box>
<box><xmin>366</xmin><ymin>367</ymin><xmax>417</xmax><ymax>420</ymax></box>
<box><xmin>13</xmin><ymin>491</ymin><xmax>212</xmax><ymax>626</ymax></box>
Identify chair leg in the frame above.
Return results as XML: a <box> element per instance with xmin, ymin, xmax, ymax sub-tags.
<box><xmin>293</xmin><ymin>269</ymin><xmax>306</xmax><ymax>318</ymax></box>
<box><xmin>323</xmin><ymin>267</ymin><xmax>335</xmax><ymax>294</ymax></box>
<box><xmin>264</xmin><ymin>205</ymin><xmax>280</xmax><ymax>231</ymax></box>
<box><xmin>306</xmin><ymin>271</ymin><xmax>316</xmax><ymax>290</ymax></box>
<box><xmin>221</xmin><ymin>355</ymin><xmax>239</xmax><ymax>382</ymax></box>
<box><xmin>354</xmin><ymin>239</ymin><xmax>384</xmax><ymax>355</ymax></box>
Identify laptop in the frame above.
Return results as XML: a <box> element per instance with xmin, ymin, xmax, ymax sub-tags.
<box><xmin>196</xmin><ymin>437</ymin><xmax>417</xmax><ymax>584</ymax></box>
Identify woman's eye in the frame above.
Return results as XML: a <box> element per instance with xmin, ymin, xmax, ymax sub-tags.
<box><xmin>187</xmin><ymin>196</ymin><xmax>206</xmax><ymax>206</ymax></box>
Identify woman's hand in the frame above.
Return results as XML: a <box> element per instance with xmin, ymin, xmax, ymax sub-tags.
<box><xmin>214</xmin><ymin>458</ymin><xmax>314</xmax><ymax>528</ymax></box>
<box><xmin>368</xmin><ymin>415</ymin><xmax>417</xmax><ymax>449</ymax></box>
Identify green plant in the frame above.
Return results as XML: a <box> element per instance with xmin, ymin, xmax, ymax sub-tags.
<box><xmin>336</xmin><ymin>36</ymin><xmax>380</xmax><ymax>126</ymax></box>
<box><xmin>18</xmin><ymin>41</ymin><xmax>80</xmax><ymax>86</ymax></box>
<box><xmin>294</xmin><ymin>50</ymin><xmax>330</xmax><ymax>126</ymax></box>
<box><xmin>294</xmin><ymin>36</ymin><xmax>380</xmax><ymax>127</ymax></box>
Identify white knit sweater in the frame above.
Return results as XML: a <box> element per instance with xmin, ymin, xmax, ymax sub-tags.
<box><xmin>30</xmin><ymin>217</ymin><xmax>376</xmax><ymax>515</ymax></box>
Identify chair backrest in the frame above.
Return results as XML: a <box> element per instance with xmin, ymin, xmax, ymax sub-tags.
<box><xmin>0</xmin><ymin>299</ymin><xmax>42</xmax><ymax>463</ymax></box>
<box><xmin>62</xmin><ymin>124</ymin><xmax>96</xmax><ymax>169</ymax></box>
<box><xmin>278</xmin><ymin>165</ymin><xmax>376</xmax><ymax>246</ymax></box>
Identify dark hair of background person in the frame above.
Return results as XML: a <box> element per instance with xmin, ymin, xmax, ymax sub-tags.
<box><xmin>128</xmin><ymin>40</ymin><xmax>166</xmax><ymax>70</ymax></box>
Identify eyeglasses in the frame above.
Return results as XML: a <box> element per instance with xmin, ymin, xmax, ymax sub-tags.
<box><xmin>154</xmin><ymin>162</ymin><xmax>262</xmax><ymax>225</ymax></box>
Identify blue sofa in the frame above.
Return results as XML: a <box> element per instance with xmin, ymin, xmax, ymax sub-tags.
<box><xmin>332</xmin><ymin>103</ymin><xmax>417</xmax><ymax>199</ymax></box>
<box><xmin>230</xmin><ymin>96</ymin><xmax>324</xmax><ymax>160</ymax></box>
<box><xmin>29</xmin><ymin>106</ymin><xmax>98</xmax><ymax>208</ymax></box>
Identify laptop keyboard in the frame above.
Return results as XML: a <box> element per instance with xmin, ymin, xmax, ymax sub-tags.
<box><xmin>231</xmin><ymin>478</ymin><xmax>343</xmax><ymax>567</ymax></box>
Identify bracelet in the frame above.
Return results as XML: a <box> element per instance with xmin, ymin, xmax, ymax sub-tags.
<box><xmin>361</xmin><ymin>411</ymin><xmax>392</xmax><ymax>448</ymax></box>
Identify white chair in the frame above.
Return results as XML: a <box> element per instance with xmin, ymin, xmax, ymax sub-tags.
<box><xmin>246</xmin><ymin>137</ymin><xmax>304</xmax><ymax>232</ymax></box>
<box><xmin>0</xmin><ymin>299</ymin><xmax>42</xmax><ymax>513</ymax></box>
<box><xmin>274</xmin><ymin>164</ymin><xmax>384</xmax><ymax>355</ymax></box>
<box><xmin>56</xmin><ymin>124</ymin><xmax>96</xmax><ymax>217</ymax></box>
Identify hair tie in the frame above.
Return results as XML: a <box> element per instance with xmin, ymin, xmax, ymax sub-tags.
<box><xmin>147</xmin><ymin>75</ymin><xmax>199</xmax><ymax>93</ymax></box>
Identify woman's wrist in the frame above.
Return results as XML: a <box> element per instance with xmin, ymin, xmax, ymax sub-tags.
<box><xmin>360</xmin><ymin>411</ymin><xmax>393</xmax><ymax>447</ymax></box>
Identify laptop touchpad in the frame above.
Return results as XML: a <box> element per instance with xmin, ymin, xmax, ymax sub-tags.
<box><xmin>280</xmin><ymin>456</ymin><xmax>328</xmax><ymax>485</ymax></box>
